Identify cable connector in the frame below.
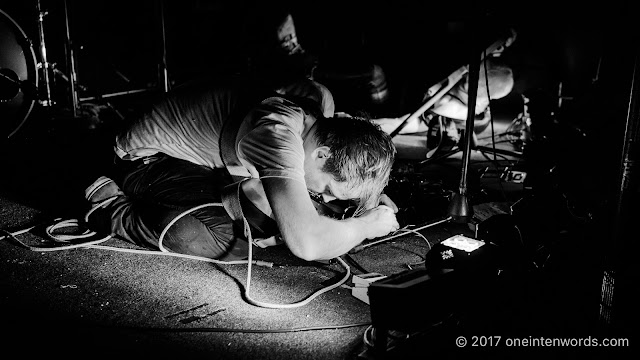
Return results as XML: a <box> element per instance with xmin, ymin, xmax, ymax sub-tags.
<box><xmin>252</xmin><ymin>260</ymin><xmax>275</xmax><ymax>268</ymax></box>
<box><xmin>351</xmin><ymin>273</ymin><xmax>387</xmax><ymax>304</ymax></box>
<box><xmin>349</xmin><ymin>244</ymin><xmax>365</xmax><ymax>254</ymax></box>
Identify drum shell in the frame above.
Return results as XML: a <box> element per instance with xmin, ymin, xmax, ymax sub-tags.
<box><xmin>0</xmin><ymin>8</ymin><xmax>38</xmax><ymax>139</ymax></box>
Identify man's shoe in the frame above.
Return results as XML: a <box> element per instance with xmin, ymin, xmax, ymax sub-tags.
<box><xmin>84</xmin><ymin>176</ymin><xmax>123</xmax><ymax>230</ymax></box>
<box><xmin>85</xmin><ymin>176</ymin><xmax>123</xmax><ymax>205</ymax></box>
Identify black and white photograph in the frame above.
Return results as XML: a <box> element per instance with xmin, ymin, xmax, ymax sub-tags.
<box><xmin>1</xmin><ymin>0</ymin><xmax>637</xmax><ymax>358</ymax></box>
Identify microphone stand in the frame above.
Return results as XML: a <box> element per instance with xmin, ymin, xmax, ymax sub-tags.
<box><xmin>447</xmin><ymin>27</ymin><xmax>481</xmax><ymax>223</ymax></box>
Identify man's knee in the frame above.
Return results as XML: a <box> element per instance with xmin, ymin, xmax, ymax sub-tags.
<box><xmin>158</xmin><ymin>206</ymin><xmax>245</xmax><ymax>259</ymax></box>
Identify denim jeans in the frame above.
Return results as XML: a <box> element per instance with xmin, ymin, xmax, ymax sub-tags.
<box><xmin>94</xmin><ymin>154</ymin><xmax>278</xmax><ymax>260</ymax></box>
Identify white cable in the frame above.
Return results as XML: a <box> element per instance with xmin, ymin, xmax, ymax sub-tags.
<box><xmin>361</xmin><ymin>216</ymin><xmax>451</xmax><ymax>250</ymax></box>
<box><xmin>1</xmin><ymin>219</ymin><xmax>112</xmax><ymax>252</ymax></box>
<box><xmin>243</xmin><ymin>209</ymin><xmax>351</xmax><ymax>309</ymax></box>
<box><xmin>397</xmin><ymin>228</ymin><xmax>432</xmax><ymax>252</ymax></box>
<box><xmin>154</xmin><ymin>202</ymin><xmax>269</xmax><ymax>266</ymax></box>
<box><xmin>151</xmin><ymin>199</ymin><xmax>351</xmax><ymax>308</ymax></box>
<box><xmin>4</xmin><ymin>208</ymin><xmax>349</xmax><ymax>309</ymax></box>
<box><xmin>362</xmin><ymin>325</ymin><xmax>375</xmax><ymax>347</ymax></box>
<box><xmin>157</xmin><ymin>202</ymin><xmax>222</xmax><ymax>254</ymax></box>
<box><xmin>3</xmin><ymin>177</ymin><xmax>351</xmax><ymax>309</ymax></box>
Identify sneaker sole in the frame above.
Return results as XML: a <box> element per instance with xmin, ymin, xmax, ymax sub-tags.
<box><xmin>85</xmin><ymin>176</ymin><xmax>114</xmax><ymax>202</ymax></box>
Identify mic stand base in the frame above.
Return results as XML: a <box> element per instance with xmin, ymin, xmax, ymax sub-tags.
<box><xmin>447</xmin><ymin>192</ymin><xmax>473</xmax><ymax>224</ymax></box>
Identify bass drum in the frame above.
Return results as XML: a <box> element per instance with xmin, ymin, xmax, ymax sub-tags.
<box><xmin>0</xmin><ymin>8</ymin><xmax>38</xmax><ymax>139</ymax></box>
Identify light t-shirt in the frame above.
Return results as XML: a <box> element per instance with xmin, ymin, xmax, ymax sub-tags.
<box><xmin>114</xmin><ymin>77</ymin><xmax>334</xmax><ymax>184</ymax></box>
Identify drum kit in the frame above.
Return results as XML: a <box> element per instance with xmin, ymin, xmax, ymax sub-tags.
<box><xmin>1</xmin><ymin>0</ymin><xmax>63</xmax><ymax>138</ymax></box>
<box><xmin>0</xmin><ymin>0</ymin><xmax>170</xmax><ymax>139</ymax></box>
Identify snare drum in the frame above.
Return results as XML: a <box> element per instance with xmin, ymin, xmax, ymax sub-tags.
<box><xmin>0</xmin><ymin>8</ymin><xmax>39</xmax><ymax>139</ymax></box>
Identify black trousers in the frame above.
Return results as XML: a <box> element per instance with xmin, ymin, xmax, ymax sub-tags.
<box><xmin>95</xmin><ymin>154</ymin><xmax>278</xmax><ymax>260</ymax></box>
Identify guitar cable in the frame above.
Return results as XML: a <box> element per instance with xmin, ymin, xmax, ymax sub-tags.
<box><xmin>1</xmin><ymin>194</ymin><xmax>352</xmax><ymax>310</ymax></box>
<box><xmin>349</xmin><ymin>216</ymin><xmax>450</xmax><ymax>254</ymax></box>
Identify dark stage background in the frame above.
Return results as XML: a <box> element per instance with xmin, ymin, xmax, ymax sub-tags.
<box><xmin>1</xmin><ymin>0</ymin><xmax>620</xmax><ymax>114</ymax></box>
<box><xmin>2</xmin><ymin>0</ymin><xmax>634</xmax><ymax>228</ymax></box>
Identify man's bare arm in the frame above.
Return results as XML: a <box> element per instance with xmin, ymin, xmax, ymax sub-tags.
<box><xmin>262</xmin><ymin>176</ymin><xmax>398</xmax><ymax>261</ymax></box>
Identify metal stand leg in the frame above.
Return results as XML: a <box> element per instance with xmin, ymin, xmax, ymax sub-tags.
<box><xmin>158</xmin><ymin>0</ymin><xmax>170</xmax><ymax>93</ymax></box>
<box><xmin>447</xmin><ymin>23</ymin><xmax>481</xmax><ymax>224</ymax></box>
<box><xmin>36</xmin><ymin>0</ymin><xmax>53</xmax><ymax>107</ymax></box>
<box><xmin>63</xmin><ymin>0</ymin><xmax>79</xmax><ymax>117</ymax></box>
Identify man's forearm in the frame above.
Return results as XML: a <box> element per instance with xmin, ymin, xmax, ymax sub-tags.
<box><xmin>283</xmin><ymin>215</ymin><xmax>369</xmax><ymax>261</ymax></box>
<box><xmin>262</xmin><ymin>177</ymin><xmax>397</xmax><ymax>262</ymax></box>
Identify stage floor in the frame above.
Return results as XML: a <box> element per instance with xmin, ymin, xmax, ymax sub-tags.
<box><xmin>0</xmin><ymin>104</ymin><xmax>623</xmax><ymax>359</ymax></box>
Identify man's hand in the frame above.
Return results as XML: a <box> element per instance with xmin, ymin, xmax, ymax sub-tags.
<box><xmin>358</xmin><ymin>204</ymin><xmax>400</xmax><ymax>240</ymax></box>
<box><xmin>263</xmin><ymin>176</ymin><xmax>399</xmax><ymax>260</ymax></box>
<box><xmin>378</xmin><ymin>193</ymin><xmax>398</xmax><ymax>213</ymax></box>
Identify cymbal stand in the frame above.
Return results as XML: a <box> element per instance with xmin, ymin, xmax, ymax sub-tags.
<box><xmin>389</xmin><ymin>33</ymin><xmax>513</xmax><ymax>140</ymax></box>
<box><xmin>63</xmin><ymin>0</ymin><xmax>79</xmax><ymax>117</ymax></box>
<box><xmin>33</xmin><ymin>0</ymin><xmax>84</xmax><ymax>117</ymax></box>
<box><xmin>389</xmin><ymin>67</ymin><xmax>468</xmax><ymax>138</ymax></box>
<box><xmin>36</xmin><ymin>0</ymin><xmax>53</xmax><ymax>106</ymax></box>
<box><xmin>159</xmin><ymin>0</ymin><xmax>170</xmax><ymax>93</ymax></box>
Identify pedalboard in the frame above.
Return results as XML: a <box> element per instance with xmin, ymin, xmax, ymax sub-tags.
<box><xmin>367</xmin><ymin>234</ymin><xmax>502</xmax><ymax>334</ymax></box>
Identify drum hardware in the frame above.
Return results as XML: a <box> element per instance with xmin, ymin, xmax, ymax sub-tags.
<box><xmin>1</xmin><ymin>0</ymin><xmax>173</xmax><ymax>139</ymax></box>
<box><xmin>34</xmin><ymin>0</ymin><xmax>82</xmax><ymax>112</ymax></box>
<box><xmin>159</xmin><ymin>0</ymin><xmax>170</xmax><ymax>93</ymax></box>
<box><xmin>0</xmin><ymin>68</ymin><xmax>38</xmax><ymax>103</ymax></box>
<box><xmin>0</xmin><ymin>69</ymin><xmax>23</xmax><ymax>101</ymax></box>
<box><xmin>499</xmin><ymin>94</ymin><xmax>532</xmax><ymax>151</ymax></box>
<box><xmin>65</xmin><ymin>0</ymin><xmax>170</xmax><ymax>104</ymax></box>
<box><xmin>409</xmin><ymin>36</ymin><xmax>525</xmax><ymax>165</ymax></box>
<box><xmin>0</xmin><ymin>7</ymin><xmax>39</xmax><ymax>139</ymax></box>
<box><xmin>389</xmin><ymin>32</ymin><xmax>514</xmax><ymax>139</ymax></box>
<box><xmin>36</xmin><ymin>0</ymin><xmax>54</xmax><ymax>107</ymax></box>
<box><xmin>0</xmin><ymin>0</ymin><xmax>83</xmax><ymax>139</ymax></box>
<box><xmin>79</xmin><ymin>88</ymin><xmax>151</xmax><ymax>102</ymax></box>
<box><xmin>1</xmin><ymin>0</ymin><xmax>139</xmax><ymax>139</ymax></box>
<box><xmin>402</xmin><ymin>26</ymin><xmax>517</xmax><ymax>224</ymax></box>
<box><xmin>62</xmin><ymin>0</ymin><xmax>79</xmax><ymax>117</ymax></box>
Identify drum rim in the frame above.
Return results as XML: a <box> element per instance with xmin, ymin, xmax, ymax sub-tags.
<box><xmin>0</xmin><ymin>8</ymin><xmax>39</xmax><ymax>139</ymax></box>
